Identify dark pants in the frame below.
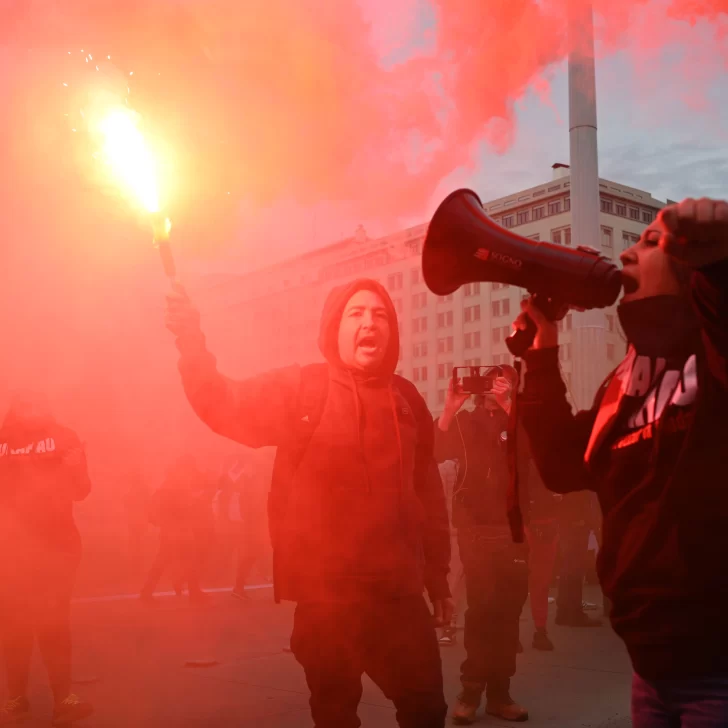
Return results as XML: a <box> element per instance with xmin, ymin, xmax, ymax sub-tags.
<box><xmin>0</xmin><ymin>550</ymin><xmax>78</xmax><ymax>703</ymax></box>
<box><xmin>141</xmin><ymin>530</ymin><xmax>201</xmax><ymax>597</ymax></box>
<box><xmin>290</xmin><ymin>596</ymin><xmax>447</xmax><ymax>728</ymax></box>
<box><xmin>557</xmin><ymin>521</ymin><xmax>590</xmax><ymax>617</ymax></box>
<box><xmin>458</xmin><ymin>527</ymin><xmax>529</xmax><ymax>698</ymax></box>
<box><xmin>632</xmin><ymin>672</ymin><xmax>728</xmax><ymax>727</ymax></box>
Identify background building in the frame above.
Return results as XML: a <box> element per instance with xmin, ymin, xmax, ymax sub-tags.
<box><xmin>198</xmin><ymin>163</ymin><xmax>667</xmax><ymax>414</ymax></box>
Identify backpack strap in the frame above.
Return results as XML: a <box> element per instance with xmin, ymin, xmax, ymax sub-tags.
<box><xmin>268</xmin><ymin>363</ymin><xmax>328</xmax><ymax>603</ymax></box>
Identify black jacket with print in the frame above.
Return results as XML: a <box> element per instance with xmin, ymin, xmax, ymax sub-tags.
<box><xmin>0</xmin><ymin>417</ymin><xmax>91</xmax><ymax>553</ymax></box>
<box><xmin>519</xmin><ymin>261</ymin><xmax>728</xmax><ymax>679</ymax></box>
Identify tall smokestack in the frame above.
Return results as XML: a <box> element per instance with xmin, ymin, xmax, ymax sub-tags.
<box><xmin>568</xmin><ymin>0</ymin><xmax>608</xmax><ymax>409</ymax></box>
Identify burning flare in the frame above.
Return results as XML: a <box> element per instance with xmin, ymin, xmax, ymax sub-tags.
<box><xmin>97</xmin><ymin>108</ymin><xmax>161</xmax><ymax>214</ymax></box>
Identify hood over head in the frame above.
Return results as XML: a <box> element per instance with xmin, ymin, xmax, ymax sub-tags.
<box><xmin>318</xmin><ymin>278</ymin><xmax>400</xmax><ymax>376</ymax></box>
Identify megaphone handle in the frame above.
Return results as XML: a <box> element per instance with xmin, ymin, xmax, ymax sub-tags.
<box><xmin>506</xmin><ymin>316</ymin><xmax>538</xmax><ymax>358</ymax></box>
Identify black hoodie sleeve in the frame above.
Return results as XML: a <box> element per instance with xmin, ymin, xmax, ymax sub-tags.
<box><xmin>176</xmin><ymin>333</ymin><xmax>301</xmax><ymax>448</ymax></box>
<box><xmin>408</xmin><ymin>392</ymin><xmax>451</xmax><ymax>601</ymax></box>
<box><xmin>519</xmin><ymin>347</ymin><xmax>600</xmax><ymax>494</ymax></box>
<box><xmin>691</xmin><ymin>260</ymin><xmax>728</xmax><ymax>389</ymax></box>
<box><xmin>61</xmin><ymin>428</ymin><xmax>91</xmax><ymax>502</ymax></box>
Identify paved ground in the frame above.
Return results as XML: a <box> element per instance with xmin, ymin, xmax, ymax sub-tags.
<box><xmin>4</xmin><ymin>585</ymin><xmax>632</xmax><ymax>727</ymax></box>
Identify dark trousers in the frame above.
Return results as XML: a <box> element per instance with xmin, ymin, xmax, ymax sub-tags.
<box><xmin>557</xmin><ymin>521</ymin><xmax>590</xmax><ymax>617</ymax></box>
<box><xmin>290</xmin><ymin>596</ymin><xmax>447</xmax><ymax>728</ymax></box>
<box><xmin>0</xmin><ymin>551</ymin><xmax>78</xmax><ymax>703</ymax></box>
<box><xmin>141</xmin><ymin>531</ymin><xmax>201</xmax><ymax>596</ymax></box>
<box><xmin>458</xmin><ymin>527</ymin><xmax>529</xmax><ymax>697</ymax></box>
<box><xmin>632</xmin><ymin>672</ymin><xmax>728</xmax><ymax>727</ymax></box>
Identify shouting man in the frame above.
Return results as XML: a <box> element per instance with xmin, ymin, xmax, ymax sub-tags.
<box><xmin>166</xmin><ymin>278</ymin><xmax>452</xmax><ymax>728</ymax></box>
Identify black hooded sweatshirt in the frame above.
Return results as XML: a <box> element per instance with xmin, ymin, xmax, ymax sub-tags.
<box><xmin>175</xmin><ymin>278</ymin><xmax>451</xmax><ymax>603</ymax></box>
<box><xmin>519</xmin><ymin>261</ymin><xmax>728</xmax><ymax>680</ymax></box>
<box><xmin>0</xmin><ymin>414</ymin><xmax>91</xmax><ymax>555</ymax></box>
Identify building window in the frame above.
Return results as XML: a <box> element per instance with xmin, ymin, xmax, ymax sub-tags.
<box><xmin>464</xmin><ymin>282</ymin><xmax>481</xmax><ymax>297</ymax></box>
<box><xmin>464</xmin><ymin>305</ymin><xmax>481</xmax><ymax>323</ymax></box>
<box><xmin>601</xmin><ymin>198</ymin><xmax>613</xmax><ymax>214</ymax></box>
<box><xmin>437</xmin><ymin>294</ymin><xmax>453</xmax><ymax>304</ymax></box>
<box><xmin>517</xmin><ymin>211</ymin><xmax>529</xmax><ymax>225</ymax></box>
<box><xmin>437</xmin><ymin>336</ymin><xmax>454</xmax><ymax>354</ymax></box>
<box><xmin>501</xmin><ymin>299</ymin><xmax>510</xmax><ymax>316</ymax></box>
<box><xmin>387</xmin><ymin>272</ymin><xmax>403</xmax><ymax>291</ymax></box>
<box><xmin>465</xmin><ymin>357</ymin><xmax>481</xmax><ymax>367</ymax></box>
<box><xmin>492</xmin><ymin>282</ymin><xmax>510</xmax><ymax>291</ymax></box>
<box><xmin>533</xmin><ymin>207</ymin><xmax>545</xmax><ymax>220</ymax></box>
<box><xmin>629</xmin><ymin>207</ymin><xmax>640</xmax><ymax>220</ymax></box>
<box><xmin>622</xmin><ymin>232</ymin><xmax>639</xmax><ymax>250</ymax></box>
<box><xmin>606</xmin><ymin>314</ymin><xmax>614</xmax><ymax>332</ymax></box>
<box><xmin>615</xmin><ymin>203</ymin><xmax>626</xmax><ymax>216</ymax></box>
<box><xmin>502</xmin><ymin>325</ymin><xmax>511</xmax><ymax>340</ymax></box>
<box><xmin>437</xmin><ymin>362</ymin><xmax>454</xmax><ymax>379</ymax></box>
<box><xmin>438</xmin><ymin>389</ymin><xmax>446</xmax><ymax>405</ymax></box>
<box><xmin>411</xmin><ymin>268</ymin><xmax>420</xmax><ymax>285</ymax></box>
<box><xmin>437</xmin><ymin>311</ymin><xmax>454</xmax><ymax>328</ymax></box>
<box><xmin>412</xmin><ymin>316</ymin><xmax>427</xmax><ymax>333</ymax></box>
<box><xmin>548</xmin><ymin>201</ymin><xmax>561</xmax><ymax>215</ymax></box>
<box><xmin>557</xmin><ymin>313</ymin><xmax>573</xmax><ymax>333</ymax></box>
<box><xmin>492</xmin><ymin>327</ymin><xmax>501</xmax><ymax>343</ymax></box>
<box><xmin>602</xmin><ymin>226</ymin><xmax>614</xmax><ymax>249</ymax></box>
<box><xmin>642</xmin><ymin>210</ymin><xmax>653</xmax><ymax>223</ymax></box>
<box><xmin>560</xmin><ymin>343</ymin><xmax>572</xmax><ymax>361</ymax></box>
<box><xmin>564</xmin><ymin>197</ymin><xmax>571</xmax><ymax>212</ymax></box>
<box><xmin>464</xmin><ymin>331</ymin><xmax>481</xmax><ymax>349</ymax></box>
<box><xmin>502</xmin><ymin>216</ymin><xmax>514</xmax><ymax>228</ymax></box>
<box><xmin>413</xmin><ymin>341</ymin><xmax>428</xmax><ymax>357</ymax></box>
<box><xmin>527</xmin><ymin>234</ymin><xmax>540</xmax><ymax>241</ymax></box>
<box><xmin>607</xmin><ymin>343</ymin><xmax>615</xmax><ymax>360</ymax></box>
<box><xmin>551</xmin><ymin>229</ymin><xmax>562</xmax><ymax>245</ymax></box>
<box><xmin>491</xmin><ymin>300</ymin><xmax>501</xmax><ymax>317</ymax></box>
<box><xmin>412</xmin><ymin>292</ymin><xmax>427</xmax><ymax>309</ymax></box>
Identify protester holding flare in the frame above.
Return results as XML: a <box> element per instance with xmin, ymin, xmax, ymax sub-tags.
<box><xmin>0</xmin><ymin>392</ymin><xmax>93</xmax><ymax>726</ymax></box>
<box><xmin>513</xmin><ymin>198</ymin><xmax>728</xmax><ymax>727</ymax></box>
<box><xmin>166</xmin><ymin>278</ymin><xmax>452</xmax><ymax>728</ymax></box>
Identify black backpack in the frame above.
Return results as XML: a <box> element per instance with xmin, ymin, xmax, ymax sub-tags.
<box><xmin>267</xmin><ymin>363</ymin><xmax>431</xmax><ymax>602</ymax></box>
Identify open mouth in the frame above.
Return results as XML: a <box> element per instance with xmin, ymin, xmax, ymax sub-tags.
<box><xmin>357</xmin><ymin>335</ymin><xmax>379</xmax><ymax>353</ymax></box>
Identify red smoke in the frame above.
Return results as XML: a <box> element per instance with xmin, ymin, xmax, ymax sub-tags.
<box><xmin>1</xmin><ymin>0</ymin><xmax>725</xmax><ymax>244</ymax></box>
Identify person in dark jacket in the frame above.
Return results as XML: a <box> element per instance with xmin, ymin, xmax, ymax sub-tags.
<box><xmin>0</xmin><ymin>391</ymin><xmax>93</xmax><ymax>726</ymax></box>
<box><xmin>140</xmin><ymin>455</ymin><xmax>209</xmax><ymax>604</ymax></box>
<box><xmin>165</xmin><ymin>277</ymin><xmax>452</xmax><ymax>728</ymax></box>
<box><xmin>514</xmin><ymin>197</ymin><xmax>728</xmax><ymax>727</ymax></box>
<box><xmin>434</xmin><ymin>370</ymin><xmax>530</xmax><ymax>724</ymax></box>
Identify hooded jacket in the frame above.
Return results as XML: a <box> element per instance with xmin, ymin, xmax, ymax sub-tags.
<box><xmin>176</xmin><ymin>278</ymin><xmax>451</xmax><ymax>603</ymax></box>
<box><xmin>0</xmin><ymin>411</ymin><xmax>91</xmax><ymax>554</ymax></box>
<box><xmin>519</xmin><ymin>261</ymin><xmax>728</xmax><ymax>680</ymax></box>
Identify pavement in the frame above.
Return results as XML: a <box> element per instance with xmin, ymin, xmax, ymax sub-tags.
<box><xmin>3</xmin><ymin>585</ymin><xmax>633</xmax><ymax>728</ymax></box>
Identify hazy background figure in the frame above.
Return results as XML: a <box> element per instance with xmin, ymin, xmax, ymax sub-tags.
<box><xmin>0</xmin><ymin>391</ymin><xmax>94</xmax><ymax>725</ymax></box>
<box><xmin>123</xmin><ymin>466</ymin><xmax>150</xmax><ymax>572</ymax></box>
<box><xmin>140</xmin><ymin>455</ymin><xmax>209</xmax><ymax>604</ymax></box>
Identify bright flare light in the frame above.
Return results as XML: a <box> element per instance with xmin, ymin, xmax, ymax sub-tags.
<box><xmin>98</xmin><ymin>108</ymin><xmax>160</xmax><ymax>214</ymax></box>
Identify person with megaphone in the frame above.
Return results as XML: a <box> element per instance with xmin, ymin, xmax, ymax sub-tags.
<box><xmin>513</xmin><ymin>197</ymin><xmax>728</xmax><ymax>728</ymax></box>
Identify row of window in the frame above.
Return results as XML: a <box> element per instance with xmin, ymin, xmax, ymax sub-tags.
<box><xmin>497</xmin><ymin>196</ymin><xmax>570</xmax><ymax>228</ymax></box>
<box><xmin>407</xmin><ymin>299</ymin><xmax>509</xmax><ymax>326</ymax></box>
<box><xmin>600</xmin><ymin>198</ymin><xmax>655</xmax><ymax>224</ymax></box>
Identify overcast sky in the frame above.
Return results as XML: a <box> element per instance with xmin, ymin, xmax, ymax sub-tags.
<box><xmin>208</xmin><ymin>2</ymin><xmax>728</xmax><ymax>274</ymax></box>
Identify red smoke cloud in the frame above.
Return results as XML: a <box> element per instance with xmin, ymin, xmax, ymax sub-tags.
<box><xmin>1</xmin><ymin>0</ymin><xmax>725</xmax><ymax>247</ymax></box>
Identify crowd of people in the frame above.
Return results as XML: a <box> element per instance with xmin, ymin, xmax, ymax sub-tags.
<box><xmin>0</xmin><ymin>196</ymin><xmax>726</xmax><ymax>727</ymax></box>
